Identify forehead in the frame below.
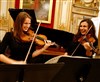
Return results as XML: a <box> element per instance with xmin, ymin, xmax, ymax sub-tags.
<box><xmin>81</xmin><ymin>21</ymin><xmax>88</xmax><ymax>25</ymax></box>
<box><xmin>24</xmin><ymin>17</ymin><xmax>31</xmax><ymax>22</ymax></box>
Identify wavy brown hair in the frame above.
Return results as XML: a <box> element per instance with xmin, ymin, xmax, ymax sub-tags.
<box><xmin>73</xmin><ymin>18</ymin><xmax>97</xmax><ymax>42</ymax></box>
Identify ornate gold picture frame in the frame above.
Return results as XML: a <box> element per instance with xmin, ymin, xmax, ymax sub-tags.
<box><xmin>20</xmin><ymin>0</ymin><xmax>53</xmax><ymax>23</ymax></box>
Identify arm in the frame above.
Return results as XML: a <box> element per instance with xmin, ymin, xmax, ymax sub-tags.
<box><xmin>32</xmin><ymin>40</ymin><xmax>54</xmax><ymax>57</ymax></box>
<box><xmin>82</xmin><ymin>42</ymin><xmax>92</xmax><ymax>50</ymax></box>
<box><xmin>0</xmin><ymin>54</ymin><xmax>26</xmax><ymax>64</ymax></box>
<box><xmin>0</xmin><ymin>32</ymin><xmax>26</xmax><ymax>64</ymax></box>
<box><xmin>82</xmin><ymin>42</ymin><xmax>93</xmax><ymax>56</ymax></box>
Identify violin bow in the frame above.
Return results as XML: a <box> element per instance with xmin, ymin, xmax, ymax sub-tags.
<box><xmin>24</xmin><ymin>22</ymin><xmax>41</xmax><ymax>63</ymax></box>
<box><xmin>71</xmin><ymin>26</ymin><xmax>92</xmax><ymax>56</ymax></box>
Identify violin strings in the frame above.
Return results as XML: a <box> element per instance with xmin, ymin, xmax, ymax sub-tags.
<box><xmin>24</xmin><ymin>22</ymin><xmax>41</xmax><ymax>63</ymax></box>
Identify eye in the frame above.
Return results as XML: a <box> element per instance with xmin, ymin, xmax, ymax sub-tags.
<box><xmin>24</xmin><ymin>23</ymin><xmax>31</xmax><ymax>25</ymax></box>
<box><xmin>79</xmin><ymin>25</ymin><xmax>87</xmax><ymax>27</ymax></box>
<box><xmin>83</xmin><ymin>25</ymin><xmax>87</xmax><ymax>27</ymax></box>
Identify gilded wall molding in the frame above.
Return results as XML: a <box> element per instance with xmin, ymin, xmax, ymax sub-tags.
<box><xmin>53</xmin><ymin>0</ymin><xmax>73</xmax><ymax>32</ymax></box>
<box><xmin>0</xmin><ymin>0</ymin><xmax>15</xmax><ymax>41</ymax></box>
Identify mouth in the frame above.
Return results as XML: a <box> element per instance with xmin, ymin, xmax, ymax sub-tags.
<box><xmin>80</xmin><ymin>30</ymin><xmax>87</xmax><ymax>35</ymax></box>
<box><xmin>24</xmin><ymin>27</ymin><xmax>29</xmax><ymax>32</ymax></box>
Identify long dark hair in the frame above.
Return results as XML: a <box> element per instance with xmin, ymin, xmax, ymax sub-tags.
<box><xmin>73</xmin><ymin>18</ymin><xmax>97</xmax><ymax>42</ymax></box>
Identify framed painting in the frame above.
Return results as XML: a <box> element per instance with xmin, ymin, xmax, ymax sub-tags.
<box><xmin>20</xmin><ymin>0</ymin><xmax>53</xmax><ymax>23</ymax></box>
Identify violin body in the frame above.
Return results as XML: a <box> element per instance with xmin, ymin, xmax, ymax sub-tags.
<box><xmin>78</xmin><ymin>34</ymin><xmax>95</xmax><ymax>44</ymax></box>
<box><xmin>20</xmin><ymin>28</ymin><xmax>47</xmax><ymax>46</ymax></box>
<box><xmin>78</xmin><ymin>34</ymin><xmax>97</xmax><ymax>56</ymax></box>
<box><xmin>35</xmin><ymin>34</ymin><xmax>47</xmax><ymax>46</ymax></box>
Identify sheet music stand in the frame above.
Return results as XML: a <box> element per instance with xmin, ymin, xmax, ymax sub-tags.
<box><xmin>84</xmin><ymin>59</ymin><xmax>100</xmax><ymax>82</ymax></box>
<box><xmin>23</xmin><ymin>63</ymin><xmax>64</xmax><ymax>82</ymax></box>
<box><xmin>51</xmin><ymin>56</ymin><xmax>92</xmax><ymax>82</ymax></box>
<box><xmin>0</xmin><ymin>65</ymin><xmax>22</xmax><ymax>82</ymax></box>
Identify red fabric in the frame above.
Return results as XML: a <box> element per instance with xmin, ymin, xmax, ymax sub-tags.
<box><xmin>15</xmin><ymin>0</ymin><xmax>19</xmax><ymax>8</ymax></box>
<box><xmin>33</xmin><ymin>0</ymin><xmax>39</xmax><ymax>10</ymax></box>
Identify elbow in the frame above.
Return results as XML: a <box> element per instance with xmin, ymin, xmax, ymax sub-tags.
<box><xmin>0</xmin><ymin>54</ymin><xmax>5</xmax><ymax>61</ymax></box>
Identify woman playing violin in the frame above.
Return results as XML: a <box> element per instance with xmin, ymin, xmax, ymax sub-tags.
<box><xmin>0</xmin><ymin>12</ymin><xmax>54</xmax><ymax>64</ymax></box>
<box><xmin>65</xmin><ymin>18</ymin><xmax>98</xmax><ymax>58</ymax></box>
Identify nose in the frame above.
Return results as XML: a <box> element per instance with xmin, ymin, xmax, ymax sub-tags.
<box><xmin>26</xmin><ymin>23</ymin><xmax>31</xmax><ymax>28</ymax></box>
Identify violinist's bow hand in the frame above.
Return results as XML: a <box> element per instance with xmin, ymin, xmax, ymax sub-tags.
<box><xmin>44</xmin><ymin>40</ymin><xmax>55</xmax><ymax>47</ymax></box>
<box><xmin>82</xmin><ymin>42</ymin><xmax>92</xmax><ymax>50</ymax></box>
<box><xmin>64</xmin><ymin>52</ymin><xmax>69</xmax><ymax>56</ymax></box>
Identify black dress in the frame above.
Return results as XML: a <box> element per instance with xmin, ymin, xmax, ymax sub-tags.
<box><xmin>0</xmin><ymin>32</ymin><xmax>36</xmax><ymax>63</ymax></box>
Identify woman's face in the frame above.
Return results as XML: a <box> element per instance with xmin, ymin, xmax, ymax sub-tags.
<box><xmin>79</xmin><ymin>21</ymin><xmax>89</xmax><ymax>35</ymax></box>
<box><xmin>22</xmin><ymin>17</ymin><xmax>31</xmax><ymax>31</ymax></box>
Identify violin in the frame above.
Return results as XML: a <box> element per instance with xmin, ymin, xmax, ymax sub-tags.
<box><xmin>20</xmin><ymin>28</ymin><xmax>48</xmax><ymax>46</ymax></box>
<box><xmin>21</xmin><ymin>28</ymin><xmax>59</xmax><ymax>47</ymax></box>
<box><xmin>78</xmin><ymin>34</ymin><xmax>95</xmax><ymax>44</ymax></box>
<box><xmin>78</xmin><ymin>34</ymin><xmax>96</xmax><ymax>52</ymax></box>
